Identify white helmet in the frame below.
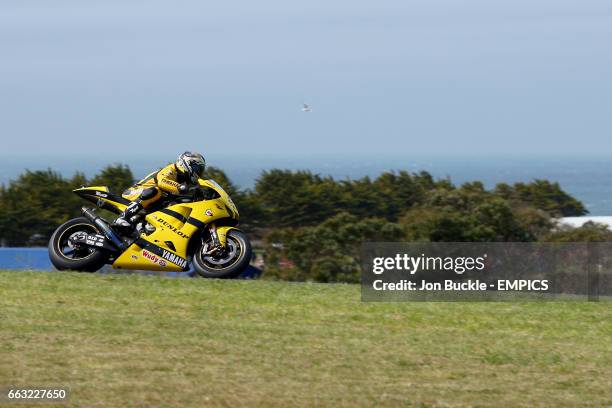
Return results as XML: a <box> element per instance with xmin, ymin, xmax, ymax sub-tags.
<box><xmin>176</xmin><ymin>151</ymin><xmax>206</xmax><ymax>183</ymax></box>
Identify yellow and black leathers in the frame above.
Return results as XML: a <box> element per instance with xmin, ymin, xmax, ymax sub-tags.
<box><xmin>114</xmin><ymin>163</ymin><xmax>195</xmax><ymax>226</ymax></box>
<box><xmin>122</xmin><ymin>163</ymin><xmax>189</xmax><ymax>208</ymax></box>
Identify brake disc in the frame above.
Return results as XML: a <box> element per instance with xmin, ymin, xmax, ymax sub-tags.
<box><xmin>202</xmin><ymin>240</ymin><xmax>238</xmax><ymax>266</ymax></box>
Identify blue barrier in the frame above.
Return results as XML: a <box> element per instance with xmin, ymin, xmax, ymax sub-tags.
<box><xmin>0</xmin><ymin>248</ymin><xmax>262</xmax><ymax>279</ymax></box>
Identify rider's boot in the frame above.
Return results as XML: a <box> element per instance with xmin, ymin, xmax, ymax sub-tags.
<box><xmin>113</xmin><ymin>201</ymin><xmax>143</xmax><ymax>229</ymax></box>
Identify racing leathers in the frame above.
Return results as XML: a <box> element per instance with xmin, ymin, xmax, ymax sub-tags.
<box><xmin>114</xmin><ymin>163</ymin><xmax>193</xmax><ymax>228</ymax></box>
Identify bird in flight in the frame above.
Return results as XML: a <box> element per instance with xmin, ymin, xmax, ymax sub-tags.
<box><xmin>302</xmin><ymin>103</ymin><xmax>312</xmax><ymax>113</ymax></box>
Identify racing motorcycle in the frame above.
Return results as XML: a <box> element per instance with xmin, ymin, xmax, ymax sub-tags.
<box><xmin>48</xmin><ymin>179</ymin><xmax>251</xmax><ymax>278</ymax></box>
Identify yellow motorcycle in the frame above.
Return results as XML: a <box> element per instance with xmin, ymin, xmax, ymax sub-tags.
<box><xmin>48</xmin><ymin>179</ymin><xmax>252</xmax><ymax>278</ymax></box>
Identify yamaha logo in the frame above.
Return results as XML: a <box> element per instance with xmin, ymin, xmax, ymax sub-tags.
<box><xmin>161</xmin><ymin>250</ymin><xmax>188</xmax><ymax>269</ymax></box>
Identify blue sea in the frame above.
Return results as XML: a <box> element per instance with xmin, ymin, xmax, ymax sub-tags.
<box><xmin>2</xmin><ymin>155</ymin><xmax>612</xmax><ymax>215</ymax></box>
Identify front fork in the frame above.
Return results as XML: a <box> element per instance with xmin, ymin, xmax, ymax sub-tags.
<box><xmin>203</xmin><ymin>223</ymin><xmax>225</xmax><ymax>256</ymax></box>
<box><xmin>203</xmin><ymin>224</ymin><xmax>239</xmax><ymax>256</ymax></box>
<box><xmin>209</xmin><ymin>224</ymin><xmax>222</xmax><ymax>248</ymax></box>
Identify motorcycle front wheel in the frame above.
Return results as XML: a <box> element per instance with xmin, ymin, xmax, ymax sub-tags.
<box><xmin>192</xmin><ymin>230</ymin><xmax>252</xmax><ymax>279</ymax></box>
<box><xmin>48</xmin><ymin>217</ymin><xmax>108</xmax><ymax>272</ymax></box>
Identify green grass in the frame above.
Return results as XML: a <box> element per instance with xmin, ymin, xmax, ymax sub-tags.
<box><xmin>0</xmin><ymin>271</ymin><xmax>610</xmax><ymax>407</ymax></box>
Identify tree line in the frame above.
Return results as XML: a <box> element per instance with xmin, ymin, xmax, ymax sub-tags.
<box><xmin>1</xmin><ymin>164</ymin><xmax>609</xmax><ymax>282</ymax></box>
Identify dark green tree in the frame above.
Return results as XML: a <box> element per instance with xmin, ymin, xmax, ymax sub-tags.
<box><xmin>205</xmin><ymin>166</ymin><xmax>239</xmax><ymax>197</ymax></box>
<box><xmin>255</xmin><ymin>170</ymin><xmax>343</xmax><ymax>227</ymax></box>
<box><xmin>90</xmin><ymin>164</ymin><xmax>134</xmax><ymax>193</ymax></box>
<box><xmin>544</xmin><ymin>221</ymin><xmax>612</xmax><ymax>242</ymax></box>
<box><xmin>494</xmin><ymin>180</ymin><xmax>587</xmax><ymax>217</ymax></box>
<box><xmin>400</xmin><ymin>184</ymin><xmax>546</xmax><ymax>242</ymax></box>
<box><xmin>265</xmin><ymin>212</ymin><xmax>404</xmax><ymax>282</ymax></box>
<box><xmin>0</xmin><ymin>170</ymin><xmax>81</xmax><ymax>246</ymax></box>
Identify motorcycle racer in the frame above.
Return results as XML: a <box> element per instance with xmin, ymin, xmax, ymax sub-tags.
<box><xmin>113</xmin><ymin>151</ymin><xmax>206</xmax><ymax>228</ymax></box>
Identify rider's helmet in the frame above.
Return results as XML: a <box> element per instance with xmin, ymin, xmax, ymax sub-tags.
<box><xmin>176</xmin><ymin>151</ymin><xmax>206</xmax><ymax>183</ymax></box>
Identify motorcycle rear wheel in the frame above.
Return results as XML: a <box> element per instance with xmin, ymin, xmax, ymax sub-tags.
<box><xmin>48</xmin><ymin>217</ymin><xmax>108</xmax><ymax>272</ymax></box>
<box><xmin>192</xmin><ymin>230</ymin><xmax>252</xmax><ymax>279</ymax></box>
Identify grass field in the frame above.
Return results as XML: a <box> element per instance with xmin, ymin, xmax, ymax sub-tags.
<box><xmin>0</xmin><ymin>271</ymin><xmax>610</xmax><ymax>407</ymax></box>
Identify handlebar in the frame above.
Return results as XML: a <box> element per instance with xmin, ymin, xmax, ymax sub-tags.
<box><xmin>165</xmin><ymin>187</ymin><xmax>219</xmax><ymax>203</ymax></box>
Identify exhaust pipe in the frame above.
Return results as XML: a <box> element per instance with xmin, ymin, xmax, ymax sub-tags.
<box><xmin>82</xmin><ymin>207</ymin><xmax>126</xmax><ymax>250</ymax></box>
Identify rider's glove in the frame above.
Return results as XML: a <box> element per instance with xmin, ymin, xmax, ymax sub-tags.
<box><xmin>179</xmin><ymin>183</ymin><xmax>201</xmax><ymax>196</ymax></box>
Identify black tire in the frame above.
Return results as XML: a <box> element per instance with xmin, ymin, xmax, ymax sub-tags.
<box><xmin>48</xmin><ymin>217</ymin><xmax>108</xmax><ymax>272</ymax></box>
<box><xmin>193</xmin><ymin>229</ymin><xmax>252</xmax><ymax>279</ymax></box>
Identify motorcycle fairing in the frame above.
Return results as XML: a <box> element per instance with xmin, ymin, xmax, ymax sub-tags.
<box><xmin>73</xmin><ymin>186</ymin><xmax>130</xmax><ymax>214</ymax></box>
<box><xmin>111</xmin><ymin>181</ymin><xmax>235</xmax><ymax>271</ymax></box>
<box><xmin>217</xmin><ymin>225</ymin><xmax>240</xmax><ymax>247</ymax></box>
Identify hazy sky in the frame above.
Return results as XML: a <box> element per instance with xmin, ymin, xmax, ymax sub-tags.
<box><xmin>1</xmin><ymin>0</ymin><xmax>611</xmax><ymax>159</ymax></box>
